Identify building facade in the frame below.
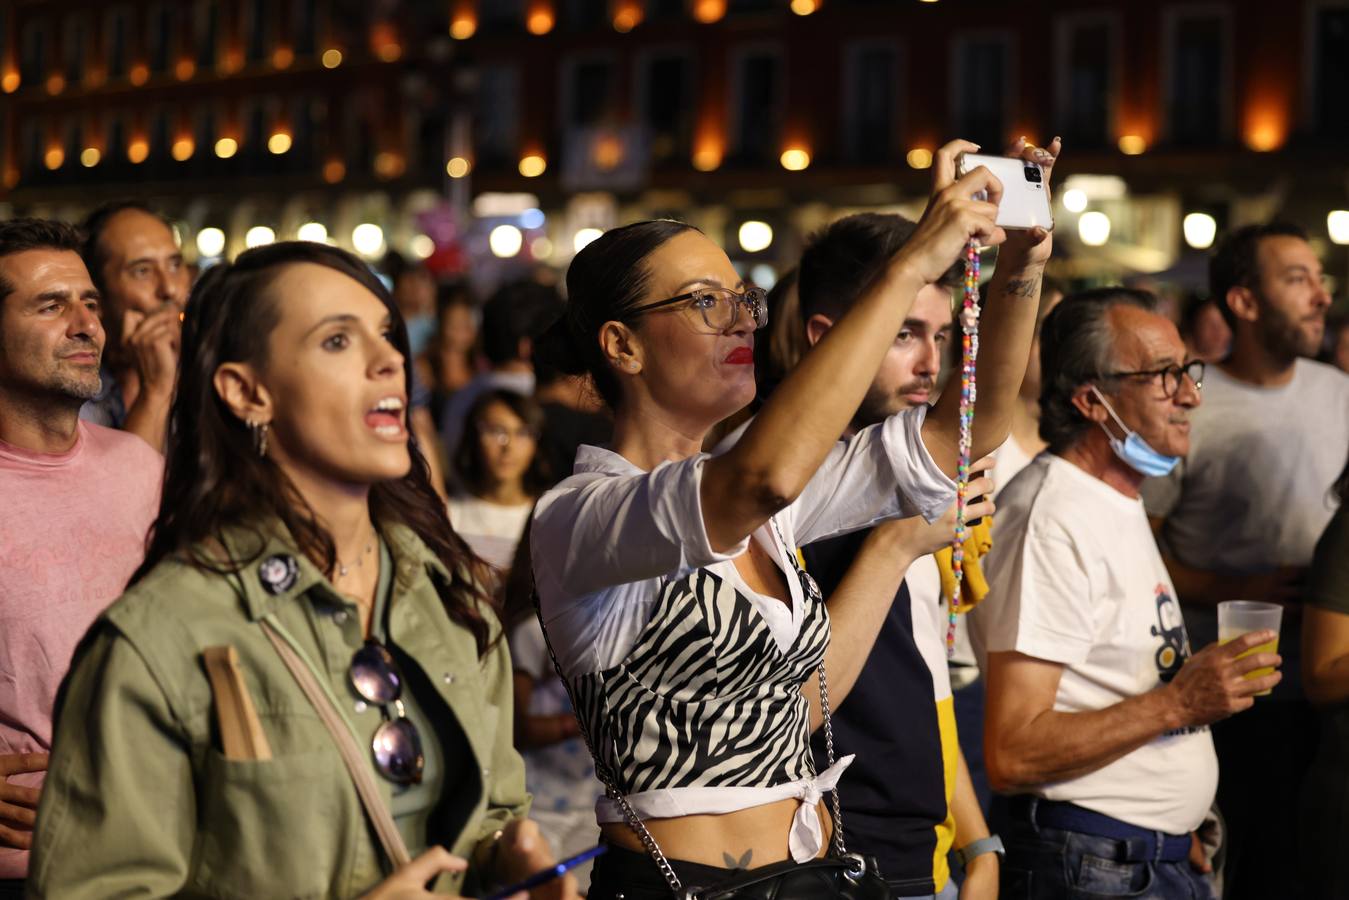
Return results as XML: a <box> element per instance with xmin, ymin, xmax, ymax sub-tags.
<box><xmin>2</xmin><ymin>0</ymin><xmax>1347</xmax><ymax>284</ymax></box>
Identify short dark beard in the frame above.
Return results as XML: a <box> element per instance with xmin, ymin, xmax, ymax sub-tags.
<box><xmin>850</xmin><ymin>378</ymin><xmax>933</xmax><ymax>432</ymax></box>
<box><xmin>1258</xmin><ymin>299</ymin><xmax>1319</xmax><ymax>364</ymax></box>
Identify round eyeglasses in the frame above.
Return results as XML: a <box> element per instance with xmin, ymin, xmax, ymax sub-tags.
<box><xmin>350</xmin><ymin>640</ymin><xmax>425</xmax><ymax>785</ymax></box>
<box><xmin>1101</xmin><ymin>359</ymin><xmax>1206</xmax><ymax>397</ymax></box>
<box><xmin>478</xmin><ymin>424</ymin><xmax>538</xmax><ymax>446</ymax></box>
<box><xmin>628</xmin><ymin>286</ymin><xmax>768</xmax><ymax>334</ymax></box>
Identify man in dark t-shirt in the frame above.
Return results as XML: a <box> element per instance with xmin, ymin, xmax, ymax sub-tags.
<box><xmin>792</xmin><ymin>212</ymin><xmax>1028</xmax><ymax>898</ymax></box>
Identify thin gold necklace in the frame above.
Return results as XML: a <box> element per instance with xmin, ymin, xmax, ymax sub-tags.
<box><xmin>337</xmin><ymin>541</ymin><xmax>374</xmax><ymax>578</ymax></box>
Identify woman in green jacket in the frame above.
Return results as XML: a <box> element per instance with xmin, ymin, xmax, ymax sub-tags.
<box><xmin>30</xmin><ymin>242</ymin><xmax>577</xmax><ymax>899</ymax></box>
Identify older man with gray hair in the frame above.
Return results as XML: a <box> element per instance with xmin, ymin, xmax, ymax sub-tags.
<box><xmin>969</xmin><ymin>287</ymin><xmax>1278</xmax><ymax>900</ymax></box>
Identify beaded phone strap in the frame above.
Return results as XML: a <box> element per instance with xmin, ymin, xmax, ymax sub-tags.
<box><xmin>945</xmin><ymin>239</ymin><xmax>982</xmax><ymax>657</ymax></box>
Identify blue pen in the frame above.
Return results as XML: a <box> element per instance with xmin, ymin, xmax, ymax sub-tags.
<box><xmin>482</xmin><ymin>844</ymin><xmax>607</xmax><ymax>900</ymax></box>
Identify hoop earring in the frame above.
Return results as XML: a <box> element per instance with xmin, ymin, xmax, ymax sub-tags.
<box><xmin>248</xmin><ymin>419</ymin><xmax>270</xmax><ymax>458</ymax></box>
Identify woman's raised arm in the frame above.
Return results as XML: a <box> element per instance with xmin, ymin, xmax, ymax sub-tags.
<box><xmin>701</xmin><ymin>141</ymin><xmax>1006</xmax><ymax>552</ymax></box>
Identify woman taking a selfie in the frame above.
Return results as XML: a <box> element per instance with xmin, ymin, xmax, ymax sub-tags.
<box><xmin>530</xmin><ymin>139</ymin><xmax>1058</xmax><ymax>897</ymax></box>
<box><xmin>30</xmin><ymin>242</ymin><xmax>576</xmax><ymax>900</ymax></box>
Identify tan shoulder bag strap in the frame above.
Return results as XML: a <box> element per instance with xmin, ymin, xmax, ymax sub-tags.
<box><xmin>260</xmin><ymin>620</ymin><xmax>412</xmax><ymax>870</ymax></box>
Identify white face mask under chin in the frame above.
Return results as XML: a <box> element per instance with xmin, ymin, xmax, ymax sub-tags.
<box><xmin>1088</xmin><ymin>385</ymin><xmax>1181</xmax><ymax>478</ymax></box>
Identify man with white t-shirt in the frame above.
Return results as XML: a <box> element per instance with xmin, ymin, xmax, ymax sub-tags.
<box><xmin>1142</xmin><ymin>222</ymin><xmax>1348</xmax><ymax>900</ymax></box>
<box><xmin>971</xmin><ymin>288</ymin><xmax>1279</xmax><ymax>900</ymax></box>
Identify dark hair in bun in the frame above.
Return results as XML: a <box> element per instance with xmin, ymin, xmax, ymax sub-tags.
<box><xmin>534</xmin><ymin>219</ymin><xmax>699</xmax><ymax>409</ymax></box>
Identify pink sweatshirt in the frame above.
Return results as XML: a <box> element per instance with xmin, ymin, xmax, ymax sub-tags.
<box><xmin>0</xmin><ymin>422</ymin><xmax>161</xmax><ymax>878</ymax></box>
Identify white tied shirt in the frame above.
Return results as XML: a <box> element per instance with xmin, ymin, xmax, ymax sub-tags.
<box><xmin>531</xmin><ymin>405</ymin><xmax>956</xmax><ymax>860</ymax></box>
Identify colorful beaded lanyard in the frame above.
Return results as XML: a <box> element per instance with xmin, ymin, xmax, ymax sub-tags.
<box><xmin>946</xmin><ymin>239</ymin><xmax>982</xmax><ymax>657</ymax></box>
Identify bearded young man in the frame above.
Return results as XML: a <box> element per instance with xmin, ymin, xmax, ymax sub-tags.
<box><xmin>1143</xmin><ymin>222</ymin><xmax>1349</xmax><ymax>899</ymax></box>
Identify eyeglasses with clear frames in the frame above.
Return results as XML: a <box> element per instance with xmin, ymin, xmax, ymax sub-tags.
<box><xmin>478</xmin><ymin>424</ymin><xmax>538</xmax><ymax>445</ymax></box>
<box><xmin>628</xmin><ymin>286</ymin><xmax>769</xmax><ymax>334</ymax></box>
<box><xmin>1101</xmin><ymin>359</ymin><xmax>1206</xmax><ymax>397</ymax></box>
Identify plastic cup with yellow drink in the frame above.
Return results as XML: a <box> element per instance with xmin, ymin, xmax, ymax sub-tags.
<box><xmin>1217</xmin><ymin>601</ymin><xmax>1283</xmax><ymax>696</ymax></box>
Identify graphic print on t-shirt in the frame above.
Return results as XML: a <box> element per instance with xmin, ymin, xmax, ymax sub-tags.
<box><xmin>1150</xmin><ymin>584</ymin><xmax>1190</xmax><ymax>683</ymax></box>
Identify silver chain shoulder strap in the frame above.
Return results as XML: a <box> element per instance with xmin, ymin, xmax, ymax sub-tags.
<box><xmin>532</xmin><ymin>513</ymin><xmax>848</xmax><ymax>898</ymax></box>
<box><xmin>768</xmin><ymin>515</ymin><xmax>847</xmax><ymax>857</ymax></box>
<box><xmin>534</xmin><ymin>591</ymin><xmax>687</xmax><ymax>895</ymax></box>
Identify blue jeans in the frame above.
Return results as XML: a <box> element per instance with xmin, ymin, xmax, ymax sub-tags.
<box><xmin>1001</xmin><ymin>816</ymin><xmax>1216</xmax><ymax>899</ymax></box>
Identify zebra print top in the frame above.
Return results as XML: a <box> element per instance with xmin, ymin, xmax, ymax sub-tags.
<box><xmin>570</xmin><ymin>527</ymin><xmax>829</xmax><ymax>799</ymax></box>
<box><xmin>530</xmin><ymin>408</ymin><xmax>956</xmax><ymax>857</ymax></box>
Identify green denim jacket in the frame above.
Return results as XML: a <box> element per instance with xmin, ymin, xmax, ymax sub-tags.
<box><xmin>29</xmin><ymin>521</ymin><xmax>529</xmax><ymax>899</ymax></box>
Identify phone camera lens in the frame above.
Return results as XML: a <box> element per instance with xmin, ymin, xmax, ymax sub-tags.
<box><xmin>1024</xmin><ymin>166</ymin><xmax>1042</xmax><ymax>183</ymax></box>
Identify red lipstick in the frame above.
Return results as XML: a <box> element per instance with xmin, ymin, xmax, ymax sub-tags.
<box><xmin>724</xmin><ymin>347</ymin><xmax>754</xmax><ymax>365</ymax></box>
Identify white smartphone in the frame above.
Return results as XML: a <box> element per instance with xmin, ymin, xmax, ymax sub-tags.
<box><xmin>956</xmin><ymin>152</ymin><xmax>1054</xmax><ymax>231</ymax></box>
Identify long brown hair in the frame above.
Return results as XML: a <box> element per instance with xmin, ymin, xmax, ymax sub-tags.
<box><xmin>132</xmin><ymin>242</ymin><xmax>496</xmax><ymax>655</ymax></box>
<box><xmin>453</xmin><ymin>389</ymin><xmax>552</xmax><ymax>498</ymax></box>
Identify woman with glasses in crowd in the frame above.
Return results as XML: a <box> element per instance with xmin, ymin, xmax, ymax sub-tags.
<box><xmin>29</xmin><ymin>242</ymin><xmax>576</xmax><ymax>900</ymax></box>
<box><xmin>529</xmin><ymin>140</ymin><xmax>1059</xmax><ymax>897</ymax></box>
<box><xmin>448</xmin><ymin>390</ymin><xmax>550</xmax><ymax>576</ymax></box>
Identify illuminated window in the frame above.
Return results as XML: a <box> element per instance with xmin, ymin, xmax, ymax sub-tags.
<box><xmin>19</xmin><ymin>120</ymin><xmax>41</xmax><ymax>176</ymax></box>
<box><xmin>482</xmin><ymin>0</ymin><xmax>525</xmax><ymax>31</ymax></box>
<box><xmin>844</xmin><ymin>41</ymin><xmax>901</xmax><ymax>163</ymax></box>
<box><xmin>62</xmin><ymin>14</ymin><xmax>89</xmax><ymax>84</ymax></box>
<box><xmin>195</xmin><ymin>0</ymin><xmax>219</xmax><ymax>69</ymax></box>
<box><xmin>1165</xmin><ymin>10</ymin><xmax>1230</xmax><ymax>145</ymax></box>
<box><xmin>151</xmin><ymin>106</ymin><xmax>172</xmax><ymax>161</ymax></box>
<box><xmin>294</xmin><ymin>0</ymin><xmax>318</xmax><ymax>55</ymax></box>
<box><xmin>639</xmin><ymin>52</ymin><xmax>693</xmax><ymax>165</ymax></box>
<box><xmin>475</xmin><ymin>64</ymin><xmax>519</xmax><ymax>165</ymax></box>
<box><xmin>1314</xmin><ymin>6</ymin><xmax>1349</xmax><ymax>138</ymax></box>
<box><xmin>105</xmin><ymin>7</ymin><xmax>131</xmax><ymax>79</ymax></box>
<box><xmin>565</xmin><ymin>57</ymin><xmax>617</xmax><ymax>129</ymax></box>
<box><xmin>246</xmin><ymin>0</ymin><xmax>268</xmax><ymax>64</ymax></box>
<box><xmin>562</xmin><ymin>0</ymin><xmax>606</xmax><ymax>30</ymax></box>
<box><xmin>952</xmin><ymin>33</ymin><xmax>1013</xmax><ymax>149</ymax></box>
<box><xmin>1056</xmin><ymin>13</ymin><xmax>1118</xmax><ymax>148</ymax></box>
<box><xmin>20</xmin><ymin>20</ymin><xmax>48</xmax><ymax>85</ymax></box>
<box><xmin>732</xmin><ymin>47</ymin><xmax>784</xmax><ymax>164</ymax></box>
<box><xmin>148</xmin><ymin>4</ymin><xmax>176</xmax><ymax>73</ymax></box>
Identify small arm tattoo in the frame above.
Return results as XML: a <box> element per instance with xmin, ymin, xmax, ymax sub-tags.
<box><xmin>1000</xmin><ymin>276</ymin><xmax>1041</xmax><ymax>299</ymax></box>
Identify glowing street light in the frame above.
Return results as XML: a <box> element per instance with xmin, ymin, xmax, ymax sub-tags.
<box><xmin>297</xmin><ymin>222</ymin><xmax>329</xmax><ymax>244</ymax></box>
<box><xmin>489</xmin><ymin>224</ymin><xmax>524</xmax><ymax>258</ymax></box>
<box><xmin>780</xmin><ymin>148</ymin><xmax>811</xmax><ymax>171</ymax></box>
<box><xmin>1183</xmin><ymin>213</ymin><xmax>1218</xmax><ymax>250</ymax></box>
<box><xmin>518</xmin><ymin>154</ymin><xmax>547</xmax><ymax>177</ymax></box>
<box><xmin>738</xmin><ymin>221</ymin><xmax>773</xmax><ymax>253</ymax></box>
<box><xmin>1328</xmin><ymin>210</ymin><xmax>1349</xmax><ymax>246</ymax></box>
<box><xmin>410</xmin><ymin>234</ymin><xmax>436</xmax><ymax>259</ymax></box>
<box><xmin>573</xmin><ymin>228</ymin><xmax>603</xmax><ymax>253</ymax></box>
<box><xmin>196</xmin><ymin>228</ymin><xmax>226</xmax><ymax>258</ymax></box>
<box><xmin>352</xmin><ymin>223</ymin><xmax>385</xmax><ymax>258</ymax></box>
<box><xmin>906</xmin><ymin>148</ymin><xmax>933</xmax><ymax>169</ymax></box>
<box><xmin>1117</xmin><ymin>135</ymin><xmax>1146</xmax><ymax>155</ymax></box>
<box><xmin>1078</xmin><ymin>211</ymin><xmax>1111</xmax><ymax>247</ymax></box>
<box><xmin>245</xmin><ymin>226</ymin><xmax>276</xmax><ymax>248</ymax></box>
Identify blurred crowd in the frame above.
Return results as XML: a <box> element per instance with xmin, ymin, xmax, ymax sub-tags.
<box><xmin>2</xmin><ymin>138</ymin><xmax>1348</xmax><ymax>900</ymax></box>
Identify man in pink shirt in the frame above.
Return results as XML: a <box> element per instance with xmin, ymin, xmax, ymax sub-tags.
<box><xmin>0</xmin><ymin>219</ymin><xmax>162</xmax><ymax>895</ymax></box>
